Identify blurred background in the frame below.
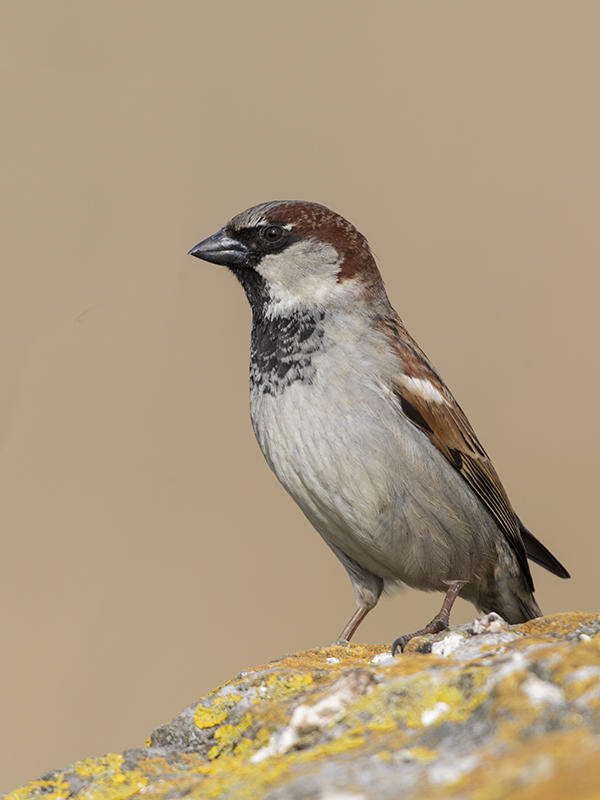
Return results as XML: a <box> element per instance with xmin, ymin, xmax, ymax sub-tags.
<box><xmin>2</xmin><ymin>0</ymin><xmax>599</xmax><ymax>790</ymax></box>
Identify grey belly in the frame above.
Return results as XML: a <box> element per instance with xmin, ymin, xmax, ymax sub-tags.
<box><xmin>251</xmin><ymin>379</ymin><xmax>503</xmax><ymax>594</ymax></box>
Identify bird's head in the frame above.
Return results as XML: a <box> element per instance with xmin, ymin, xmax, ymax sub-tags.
<box><xmin>188</xmin><ymin>201</ymin><xmax>388</xmax><ymax>316</ymax></box>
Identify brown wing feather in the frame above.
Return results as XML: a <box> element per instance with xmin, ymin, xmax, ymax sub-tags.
<box><xmin>380</xmin><ymin>314</ymin><xmax>533</xmax><ymax>590</ymax></box>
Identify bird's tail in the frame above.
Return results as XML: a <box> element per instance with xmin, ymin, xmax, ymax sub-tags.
<box><xmin>518</xmin><ymin>519</ymin><xmax>570</xmax><ymax>579</ymax></box>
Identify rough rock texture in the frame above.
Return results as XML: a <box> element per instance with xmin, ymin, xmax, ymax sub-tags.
<box><xmin>6</xmin><ymin>612</ymin><xmax>600</xmax><ymax>800</ymax></box>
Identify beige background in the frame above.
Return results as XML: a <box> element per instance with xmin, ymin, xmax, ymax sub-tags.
<box><xmin>1</xmin><ymin>0</ymin><xmax>598</xmax><ymax>790</ymax></box>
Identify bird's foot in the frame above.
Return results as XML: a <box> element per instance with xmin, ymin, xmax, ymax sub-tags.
<box><xmin>391</xmin><ymin>581</ymin><xmax>465</xmax><ymax>655</ymax></box>
<box><xmin>391</xmin><ymin>613</ymin><xmax>450</xmax><ymax>655</ymax></box>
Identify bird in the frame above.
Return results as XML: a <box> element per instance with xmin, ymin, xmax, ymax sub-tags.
<box><xmin>188</xmin><ymin>200</ymin><xmax>569</xmax><ymax>653</ymax></box>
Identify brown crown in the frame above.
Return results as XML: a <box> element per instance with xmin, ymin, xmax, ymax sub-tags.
<box><xmin>239</xmin><ymin>201</ymin><xmax>382</xmax><ymax>285</ymax></box>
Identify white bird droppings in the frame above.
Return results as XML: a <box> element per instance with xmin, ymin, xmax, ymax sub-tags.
<box><xmin>421</xmin><ymin>701</ymin><xmax>450</xmax><ymax>726</ymax></box>
<box><xmin>431</xmin><ymin>632</ymin><xmax>464</xmax><ymax>657</ymax></box>
<box><xmin>522</xmin><ymin>675</ymin><xmax>564</xmax><ymax>706</ymax></box>
<box><xmin>371</xmin><ymin>652</ymin><xmax>396</xmax><ymax>666</ymax></box>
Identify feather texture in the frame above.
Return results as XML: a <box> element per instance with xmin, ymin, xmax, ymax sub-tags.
<box><xmin>380</xmin><ymin>313</ymin><xmax>534</xmax><ymax>591</ymax></box>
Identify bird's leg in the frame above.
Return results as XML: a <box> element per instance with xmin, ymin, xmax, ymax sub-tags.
<box><xmin>335</xmin><ymin>605</ymin><xmax>372</xmax><ymax>645</ymax></box>
<box><xmin>391</xmin><ymin>581</ymin><xmax>466</xmax><ymax>655</ymax></box>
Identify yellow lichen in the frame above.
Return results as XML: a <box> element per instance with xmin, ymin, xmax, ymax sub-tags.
<box><xmin>4</xmin><ymin>777</ymin><xmax>70</xmax><ymax>800</ymax></box>
<box><xmin>7</xmin><ymin>613</ymin><xmax>600</xmax><ymax>800</ymax></box>
<box><xmin>296</xmin><ymin>730</ymin><xmax>366</xmax><ymax>760</ymax></box>
<box><xmin>365</xmin><ymin>718</ymin><xmax>400</xmax><ymax>734</ymax></box>
<box><xmin>405</xmin><ymin>746</ymin><xmax>438</xmax><ymax>762</ymax></box>
<box><xmin>72</xmin><ymin>754</ymin><xmax>124</xmax><ymax>777</ymax></box>
<box><xmin>193</xmin><ymin>693</ymin><xmax>241</xmax><ymax>730</ymax></box>
<box><xmin>264</xmin><ymin>672</ymin><xmax>314</xmax><ymax>695</ymax></box>
<box><xmin>208</xmin><ymin>712</ymin><xmax>253</xmax><ymax>760</ymax></box>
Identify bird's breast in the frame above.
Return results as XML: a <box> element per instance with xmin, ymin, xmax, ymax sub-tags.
<box><xmin>249</xmin><ymin>315</ymin><xmax>404</xmax><ymax>558</ymax></box>
<box><xmin>247</xmin><ymin>311</ymin><xmax>504</xmax><ymax>588</ymax></box>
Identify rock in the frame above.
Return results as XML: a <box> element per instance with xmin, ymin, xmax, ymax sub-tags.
<box><xmin>6</xmin><ymin>612</ymin><xmax>600</xmax><ymax>800</ymax></box>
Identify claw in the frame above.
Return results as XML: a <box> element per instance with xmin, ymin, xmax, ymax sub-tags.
<box><xmin>391</xmin><ymin>636</ymin><xmax>409</xmax><ymax>655</ymax></box>
<box><xmin>390</xmin><ymin>581</ymin><xmax>465</xmax><ymax>656</ymax></box>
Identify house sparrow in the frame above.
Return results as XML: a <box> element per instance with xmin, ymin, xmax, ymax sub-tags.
<box><xmin>189</xmin><ymin>201</ymin><xmax>569</xmax><ymax>653</ymax></box>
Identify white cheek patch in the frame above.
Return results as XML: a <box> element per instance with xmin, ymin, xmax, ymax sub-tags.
<box><xmin>256</xmin><ymin>239</ymin><xmax>345</xmax><ymax>315</ymax></box>
<box><xmin>399</xmin><ymin>376</ymin><xmax>446</xmax><ymax>404</ymax></box>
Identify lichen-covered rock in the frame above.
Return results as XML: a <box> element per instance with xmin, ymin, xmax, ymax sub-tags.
<box><xmin>6</xmin><ymin>612</ymin><xmax>600</xmax><ymax>800</ymax></box>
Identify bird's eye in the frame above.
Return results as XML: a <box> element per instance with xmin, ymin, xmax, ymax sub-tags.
<box><xmin>262</xmin><ymin>225</ymin><xmax>284</xmax><ymax>243</ymax></box>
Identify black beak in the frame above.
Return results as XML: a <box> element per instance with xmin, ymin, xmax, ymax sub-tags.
<box><xmin>187</xmin><ymin>228</ymin><xmax>248</xmax><ymax>267</ymax></box>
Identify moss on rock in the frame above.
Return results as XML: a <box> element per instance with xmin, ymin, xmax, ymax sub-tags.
<box><xmin>6</xmin><ymin>612</ymin><xmax>600</xmax><ymax>800</ymax></box>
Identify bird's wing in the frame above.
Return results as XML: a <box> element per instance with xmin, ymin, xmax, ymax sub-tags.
<box><xmin>380</xmin><ymin>313</ymin><xmax>533</xmax><ymax>590</ymax></box>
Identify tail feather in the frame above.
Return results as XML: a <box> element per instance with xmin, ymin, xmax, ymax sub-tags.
<box><xmin>518</xmin><ymin>519</ymin><xmax>570</xmax><ymax>579</ymax></box>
